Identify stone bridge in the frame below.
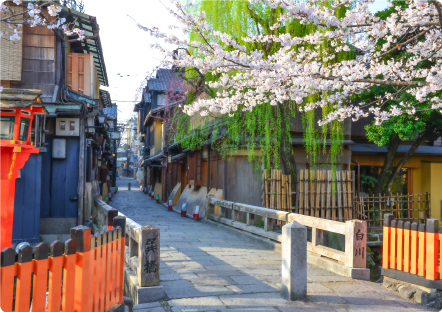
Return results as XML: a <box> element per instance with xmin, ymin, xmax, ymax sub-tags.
<box><xmin>113</xmin><ymin>178</ymin><xmax>431</xmax><ymax>312</ymax></box>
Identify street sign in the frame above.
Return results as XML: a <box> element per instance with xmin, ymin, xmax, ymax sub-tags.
<box><xmin>109</xmin><ymin>130</ymin><xmax>121</xmax><ymax>140</ymax></box>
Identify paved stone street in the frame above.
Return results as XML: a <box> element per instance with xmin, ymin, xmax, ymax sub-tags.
<box><xmin>114</xmin><ymin>178</ymin><xmax>432</xmax><ymax>312</ymax></box>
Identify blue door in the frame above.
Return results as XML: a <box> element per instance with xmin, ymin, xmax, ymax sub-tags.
<box><xmin>12</xmin><ymin>154</ymin><xmax>42</xmax><ymax>243</ymax></box>
<box><xmin>40</xmin><ymin>135</ymin><xmax>80</xmax><ymax>218</ymax></box>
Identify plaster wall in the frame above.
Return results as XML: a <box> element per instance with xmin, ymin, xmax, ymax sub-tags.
<box><xmin>430</xmin><ymin>163</ymin><xmax>442</xmax><ymax>219</ymax></box>
<box><xmin>412</xmin><ymin>162</ymin><xmax>442</xmax><ymax>220</ymax></box>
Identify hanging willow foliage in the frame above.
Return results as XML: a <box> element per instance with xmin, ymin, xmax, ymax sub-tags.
<box><xmin>171</xmin><ymin>0</ymin><xmax>352</xmax><ymax>175</ymax></box>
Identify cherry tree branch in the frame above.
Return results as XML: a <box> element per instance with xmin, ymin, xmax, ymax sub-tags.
<box><xmin>0</xmin><ymin>1</ymin><xmax>55</xmax><ymax>22</ymax></box>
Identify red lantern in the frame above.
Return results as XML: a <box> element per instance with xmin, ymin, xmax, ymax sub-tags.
<box><xmin>1</xmin><ymin>89</ymin><xmax>46</xmax><ymax>249</ymax></box>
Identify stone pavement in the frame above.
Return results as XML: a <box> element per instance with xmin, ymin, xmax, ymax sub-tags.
<box><xmin>114</xmin><ymin>178</ymin><xmax>433</xmax><ymax>312</ymax></box>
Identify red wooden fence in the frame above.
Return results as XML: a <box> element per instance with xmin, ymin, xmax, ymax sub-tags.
<box><xmin>382</xmin><ymin>214</ymin><xmax>441</xmax><ymax>282</ymax></box>
<box><xmin>0</xmin><ymin>216</ymin><xmax>126</xmax><ymax>312</ymax></box>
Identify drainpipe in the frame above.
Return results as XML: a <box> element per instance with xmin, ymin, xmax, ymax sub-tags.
<box><xmin>62</xmin><ymin>41</ymin><xmax>68</xmax><ymax>88</ymax></box>
<box><xmin>83</xmin><ymin>135</ymin><xmax>88</xmax><ymax>226</ymax></box>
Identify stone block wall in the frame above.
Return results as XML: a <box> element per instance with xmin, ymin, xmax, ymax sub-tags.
<box><xmin>367</xmin><ymin>226</ymin><xmax>383</xmax><ymax>246</ymax></box>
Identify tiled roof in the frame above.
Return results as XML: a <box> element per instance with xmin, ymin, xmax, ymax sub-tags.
<box><xmin>157</xmin><ymin>69</ymin><xmax>172</xmax><ymax>80</ymax></box>
<box><xmin>103</xmin><ymin>103</ymin><xmax>117</xmax><ymax>120</ymax></box>
<box><xmin>146</xmin><ymin>69</ymin><xmax>182</xmax><ymax>92</ymax></box>
<box><xmin>147</xmin><ymin>79</ymin><xmax>167</xmax><ymax>91</ymax></box>
<box><xmin>351</xmin><ymin>143</ymin><xmax>442</xmax><ymax>154</ymax></box>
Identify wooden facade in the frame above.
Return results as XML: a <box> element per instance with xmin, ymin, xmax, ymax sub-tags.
<box><xmin>67</xmin><ymin>53</ymin><xmax>100</xmax><ymax>99</ymax></box>
<box><xmin>10</xmin><ymin>22</ymin><xmax>58</xmax><ymax>103</ymax></box>
<box><xmin>5</xmin><ymin>5</ymin><xmax>111</xmax><ymax>243</ymax></box>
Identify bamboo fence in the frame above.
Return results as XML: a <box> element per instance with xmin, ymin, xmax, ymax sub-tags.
<box><xmin>263</xmin><ymin>169</ymin><xmax>292</xmax><ymax>211</ymax></box>
<box><xmin>264</xmin><ymin>169</ymin><xmax>355</xmax><ymax>222</ymax></box>
<box><xmin>357</xmin><ymin>193</ymin><xmax>430</xmax><ymax>227</ymax></box>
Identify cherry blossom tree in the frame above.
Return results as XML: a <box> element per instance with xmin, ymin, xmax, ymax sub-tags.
<box><xmin>1</xmin><ymin>1</ymin><xmax>84</xmax><ymax>43</ymax></box>
<box><xmin>140</xmin><ymin>0</ymin><xmax>442</xmax><ymax>127</ymax></box>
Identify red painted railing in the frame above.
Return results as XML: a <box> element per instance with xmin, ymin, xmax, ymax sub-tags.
<box><xmin>383</xmin><ymin>214</ymin><xmax>440</xmax><ymax>281</ymax></box>
<box><xmin>0</xmin><ymin>216</ymin><xmax>126</xmax><ymax>312</ymax></box>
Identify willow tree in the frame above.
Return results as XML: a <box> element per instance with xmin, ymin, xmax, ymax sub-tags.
<box><xmin>167</xmin><ymin>0</ymin><xmax>352</xmax><ymax>179</ymax></box>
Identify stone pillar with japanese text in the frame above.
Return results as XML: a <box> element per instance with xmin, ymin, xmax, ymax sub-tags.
<box><xmin>138</xmin><ymin>225</ymin><xmax>160</xmax><ymax>287</ymax></box>
<box><xmin>345</xmin><ymin>220</ymin><xmax>367</xmax><ymax>268</ymax></box>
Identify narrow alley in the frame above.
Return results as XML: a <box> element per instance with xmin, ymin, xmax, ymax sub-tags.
<box><xmin>113</xmin><ymin>178</ymin><xmax>431</xmax><ymax>312</ymax></box>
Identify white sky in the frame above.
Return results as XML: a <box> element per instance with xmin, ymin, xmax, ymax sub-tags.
<box><xmin>84</xmin><ymin>0</ymin><xmax>180</xmax><ymax>122</ymax></box>
<box><xmin>84</xmin><ymin>0</ymin><xmax>390</xmax><ymax>123</ymax></box>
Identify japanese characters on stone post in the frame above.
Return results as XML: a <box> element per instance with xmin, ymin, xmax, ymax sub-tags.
<box><xmin>138</xmin><ymin>226</ymin><xmax>160</xmax><ymax>287</ymax></box>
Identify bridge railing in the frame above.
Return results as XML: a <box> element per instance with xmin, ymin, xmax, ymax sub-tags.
<box><xmin>0</xmin><ymin>216</ymin><xmax>126</xmax><ymax>312</ymax></box>
<box><xmin>93</xmin><ymin>189</ymin><xmax>118</xmax><ymax>232</ymax></box>
<box><xmin>207</xmin><ymin>197</ymin><xmax>367</xmax><ymax>272</ymax></box>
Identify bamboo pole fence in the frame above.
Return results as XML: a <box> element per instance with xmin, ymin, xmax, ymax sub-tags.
<box><xmin>263</xmin><ymin>169</ymin><xmax>355</xmax><ymax>221</ymax></box>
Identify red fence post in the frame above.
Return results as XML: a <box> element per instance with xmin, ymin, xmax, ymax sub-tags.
<box><xmin>113</xmin><ymin>216</ymin><xmax>126</xmax><ymax>304</ymax></box>
<box><xmin>426</xmin><ymin>218</ymin><xmax>439</xmax><ymax>280</ymax></box>
<box><xmin>410</xmin><ymin>222</ymin><xmax>418</xmax><ymax>275</ymax></box>
<box><xmin>403</xmin><ymin>221</ymin><xmax>411</xmax><ymax>273</ymax></box>
<box><xmin>71</xmin><ymin>225</ymin><xmax>93</xmax><ymax>312</ymax></box>
<box><xmin>105</xmin><ymin>229</ymin><xmax>112</xmax><ymax>311</ymax></box>
<box><xmin>15</xmin><ymin>245</ymin><xmax>33</xmax><ymax>312</ymax></box>
<box><xmin>390</xmin><ymin>220</ymin><xmax>397</xmax><ymax>269</ymax></box>
<box><xmin>48</xmin><ymin>241</ymin><xmax>64</xmax><ymax>312</ymax></box>
<box><xmin>114</xmin><ymin>226</ymin><xmax>122</xmax><ymax>304</ymax></box>
<box><xmin>32</xmin><ymin>243</ymin><xmax>49</xmax><ymax>311</ymax></box>
<box><xmin>382</xmin><ymin>214</ymin><xmax>394</xmax><ymax>269</ymax></box>
<box><xmin>110</xmin><ymin>227</ymin><xmax>117</xmax><ymax>307</ymax></box>
<box><xmin>93</xmin><ymin>233</ymin><xmax>102</xmax><ymax>312</ymax></box>
<box><xmin>0</xmin><ymin>248</ymin><xmax>16</xmax><ymax>312</ymax></box>
<box><xmin>418</xmin><ymin>223</ymin><xmax>426</xmax><ymax>277</ymax></box>
<box><xmin>62</xmin><ymin>239</ymin><xmax>77</xmax><ymax>312</ymax></box>
<box><xmin>397</xmin><ymin>220</ymin><xmax>404</xmax><ymax>272</ymax></box>
<box><xmin>100</xmin><ymin>230</ymin><xmax>108</xmax><ymax>311</ymax></box>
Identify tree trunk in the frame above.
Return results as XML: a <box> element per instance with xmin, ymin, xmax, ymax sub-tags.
<box><xmin>277</xmin><ymin>103</ymin><xmax>297</xmax><ymax>178</ymax></box>
<box><xmin>373</xmin><ymin>135</ymin><xmax>400</xmax><ymax>196</ymax></box>
<box><xmin>279</xmin><ymin>135</ymin><xmax>297</xmax><ymax>176</ymax></box>
<box><xmin>384</xmin><ymin>135</ymin><xmax>427</xmax><ymax>193</ymax></box>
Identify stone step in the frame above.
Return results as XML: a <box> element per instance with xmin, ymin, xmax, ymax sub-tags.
<box><xmin>132</xmin><ymin>302</ymin><xmax>163</xmax><ymax>310</ymax></box>
<box><xmin>39</xmin><ymin>234</ymin><xmax>71</xmax><ymax>244</ymax></box>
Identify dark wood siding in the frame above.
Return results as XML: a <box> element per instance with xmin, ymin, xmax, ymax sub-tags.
<box><xmin>225</xmin><ymin>156</ymin><xmax>263</xmax><ymax>207</ymax></box>
<box><xmin>201</xmin><ymin>158</ymin><xmax>208</xmax><ymax>187</ymax></box>
<box><xmin>210</xmin><ymin>149</ymin><xmax>223</xmax><ymax>190</ymax></box>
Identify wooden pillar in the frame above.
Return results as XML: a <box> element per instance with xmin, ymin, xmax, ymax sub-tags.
<box><xmin>78</xmin><ymin>118</ymin><xmax>85</xmax><ymax>225</ymax></box>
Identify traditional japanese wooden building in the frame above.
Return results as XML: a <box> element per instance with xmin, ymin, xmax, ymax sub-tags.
<box><xmin>0</xmin><ymin>4</ymin><xmax>113</xmax><ymax>245</ymax></box>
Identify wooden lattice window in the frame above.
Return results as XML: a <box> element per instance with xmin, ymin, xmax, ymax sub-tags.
<box><xmin>0</xmin><ymin>6</ymin><xmax>23</xmax><ymax>81</ymax></box>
